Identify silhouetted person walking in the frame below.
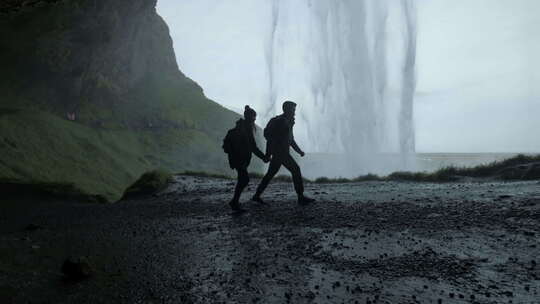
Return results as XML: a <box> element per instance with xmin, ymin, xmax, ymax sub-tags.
<box><xmin>252</xmin><ymin>101</ymin><xmax>315</xmax><ymax>205</ymax></box>
<box><xmin>223</xmin><ymin>106</ymin><xmax>269</xmax><ymax>212</ymax></box>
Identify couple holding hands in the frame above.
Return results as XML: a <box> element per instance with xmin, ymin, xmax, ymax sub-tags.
<box><xmin>224</xmin><ymin>100</ymin><xmax>315</xmax><ymax>212</ymax></box>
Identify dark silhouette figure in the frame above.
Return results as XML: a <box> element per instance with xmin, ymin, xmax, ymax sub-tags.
<box><xmin>224</xmin><ymin>106</ymin><xmax>269</xmax><ymax>212</ymax></box>
<box><xmin>252</xmin><ymin>101</ymin><xmax>315</xmax><ymax>205</ymax></box>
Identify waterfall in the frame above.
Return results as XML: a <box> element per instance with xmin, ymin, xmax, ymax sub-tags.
<box><xmin>263</xmin><ymin>0</ymin><xmax>417</xmax><ymax>158</ymax></box>
<box><xmin>399</xmin><ymin>0</ymin><xmax>417</xmax><ymax>155</ymax></box>
<box><xmin>157</xmin><ymin>0</ymin><xmax>418</xmax><ymax>175</ymax></box>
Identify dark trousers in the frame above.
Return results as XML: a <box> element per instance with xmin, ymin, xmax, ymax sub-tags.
<box><xmin>255</xmin><ymin>153</ymin><xmax>304</xmax><ymax>197</ymax></box>
<box><xmin>232</xmin><ymin>167</ymin><xmax>249</xmax><ymax>203</ymax></box>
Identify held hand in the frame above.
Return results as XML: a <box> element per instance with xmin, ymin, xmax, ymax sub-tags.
<box><xmin>300</xmin><ymin>151</ymin><xmax>305</xmax><ymax>157</ymax></box>
<box><xmin>263</xmin><ymin>155</ymin><xmax>271</xmax><ymax>163</ymax></box>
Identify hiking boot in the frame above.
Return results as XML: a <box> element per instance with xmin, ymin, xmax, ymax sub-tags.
<box><xmin>298</xmin><ymin>195</ymin><xmax>315</xmax><ymax>205</ymax></box>
<box><xmin>229</xmin><ymin>200</ymin><xmax>246</xmax><ymax>212</ymax></box>
<box><xmin>251</xmin><ymin>196</ymin><xmax>266</xmax><ymax>204</ymax></box>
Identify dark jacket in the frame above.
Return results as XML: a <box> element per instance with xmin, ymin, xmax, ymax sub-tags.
<box><xmin>228</xmin><ymin>119</ymin><xmax>265</xmax><ymax>169</ymax></box>
<box><xmin>265</xmin><ymin>114</ymin><xmax>301</xmax><ymax>157</ymax></box>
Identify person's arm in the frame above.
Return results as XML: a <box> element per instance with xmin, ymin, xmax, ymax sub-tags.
<box><xmin>253</xmin><ymin>144</ymin><xmax>267</xmax><ymax>161</ymax></box>
<box><xmin>264</xmin><ymin>141</ymin><xmax>271</xmax><ymax>158</ymax></box>
<box><xmin>249</xmin><ymin>132</ymin><xmax>268</xmax><ymax>161</ymax></box>
<box><xmin>291</xmin><ymin>138</ymin><xmax>305</xmax><ymax>157</ymax></box>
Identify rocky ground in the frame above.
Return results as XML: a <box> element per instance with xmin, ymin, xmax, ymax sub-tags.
<box><xmin>1</xmin><ymin>176</ymin><xmax>539</xmax><ymax>304</ymax></box>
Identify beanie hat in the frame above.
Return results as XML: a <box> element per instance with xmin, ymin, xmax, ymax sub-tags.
<box><xmin>244</xmin><ymin>105</ymin><xmax>256</xmax><ymax>118</ymax></box>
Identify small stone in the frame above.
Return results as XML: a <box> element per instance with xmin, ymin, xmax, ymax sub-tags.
<box><xmin>24</xmin><ymin>224</ymin><xmax>43</xmax><ymax>231</ymax></box>
<box><xmin>61</xmin><ymin>256</ymin><xmax>92</xmax><ymax>280</ymax></box>
<box><xmin>502</xmin><ymin>291</ymin><xmax>514</xmax><ymax>297</ymax></box>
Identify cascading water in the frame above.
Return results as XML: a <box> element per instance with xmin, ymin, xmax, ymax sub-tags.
<box><xmin>157</xmin><ymin>0</ymin><xmax>418</xmax><ymax>177</ymax></box>
<box><xmin>399</xmin><ymin>0</ymin><xmax>417</xmax><ymax>156</ymax></box>
<box><xmin>264</xmin><ymin>1</ymin><xmax>417</xmax><ymax>153</ymax></box>
<box><xmin>261</xmin><ymin>0</ymin><xmax>417</xmax><ymax>176</ymax></box>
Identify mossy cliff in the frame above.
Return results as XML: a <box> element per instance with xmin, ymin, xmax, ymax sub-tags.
<box><xmin>0</xmin><ymin>0</ymin><xmax>241</xmax><ymax>202</ymax></box>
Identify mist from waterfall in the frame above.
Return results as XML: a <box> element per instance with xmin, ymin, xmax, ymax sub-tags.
<box><xmin>157</xmin><ymin>0</ymin><xmax>418</xmax><ymax>177</ymax></box>
<box><xmin>262</xmin><ymin>0</ymin><xmax>417</xmax><ymax>176</ymax></box>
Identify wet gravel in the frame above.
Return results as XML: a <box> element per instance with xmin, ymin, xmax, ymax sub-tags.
<box><xmin>1</xmin><ymin>176</ymin><xmax>539</xmax><ymax>303</ymax></box>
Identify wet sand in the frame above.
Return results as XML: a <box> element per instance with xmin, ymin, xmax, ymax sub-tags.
<box><xmin>1</xmin><ymin>176</ymin><xmax>539</xmax><ymax>303</ymax></box>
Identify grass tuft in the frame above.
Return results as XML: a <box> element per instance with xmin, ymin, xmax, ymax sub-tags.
<box><xmin>313</xmin><ymin>154</ymin><xmax>540</xmax><ymax>183</ymax></box>
<box><xmin>124</xmin><ymin>170</ymin><xmax>173</xmax><ymax>197</ymax></box>
<box><xmin>178</xmin><ymin>154</ymin><xmax>540</xmax><ymax>185</ymax></box>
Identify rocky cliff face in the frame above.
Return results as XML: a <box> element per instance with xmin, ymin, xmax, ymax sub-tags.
<box><xmin>0</xmin><ymin>0</ymin><xmax>242</xmax><ymax>202</ymax></box>
<box><xmin>1</xmin><ymin>0</ymin><xmax>216</xmax><ymax>126</ymax></box>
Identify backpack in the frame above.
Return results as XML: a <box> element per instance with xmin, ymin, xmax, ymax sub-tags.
<box><xmin>263</xmin><ymin>116</ymin><xmax>280</xmax><ymax>140</ymax></box>
<box><xmin>222</xmin><ymin>127</ymin><xmax>239</xmax><ymax>154</ymax></box>
<box><xmin>223</xmin><ymin>122</ymin><xmax>249</xmax><ymax>169</ymax></box>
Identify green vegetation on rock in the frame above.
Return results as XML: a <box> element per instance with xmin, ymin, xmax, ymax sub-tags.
<box><xmin>0</xmin><ymin>0</ymin><xmax>246</xmax><ymax>202</ymax></box>
<box><xmin>0</xmin><ymin>109</ymin><xmax>231</xmax><ymax>202</ymax></box>
<box><xmin>124</xmin><ymin>170</ymin><xmax>173</xmax><ymax>198</ymax></box>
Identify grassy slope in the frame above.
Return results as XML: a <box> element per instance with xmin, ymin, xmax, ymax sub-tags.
<box><xmin>0</xmin><ymin>62</ymin><xmax>240</xmax><ymax>202</ymax></box>
<box><xmin>0</xmin><ymin>2</ymin><xmax>247</xmax><ymax>202</ymax></box>
<box><xmin>0</xmin><ymin>108</ymin><xmax>228</xmax><ymax>202</ymax></box>
<box><xmin>0</xmin><ymin>73</ymin><xmax>240</xmax><ymax>202</ymax></box>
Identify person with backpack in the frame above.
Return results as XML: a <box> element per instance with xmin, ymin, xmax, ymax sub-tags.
<box><xmin>252</xmin><ymin>101</ymin><xmax>315</xmax><ymax>205</ymax></box>
<box><xmin>223</xmin><ymin>106</ymin><xmax>269</xmax><ymax>212</ymax></box>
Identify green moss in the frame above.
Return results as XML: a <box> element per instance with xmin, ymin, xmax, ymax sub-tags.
<box><xmin>0</xmin><ymin>1</ymin><xmax>248</xmax><ymax>202</ymax></box>
<box><xmin>124</xmin><ymin>170</ymin><xmax>173</xmax><ymax>197</ymax></box>
<box><xmin>0</xmin><ymin>108</ymin><xmax>232</xmax><ymax>202</ymax></box>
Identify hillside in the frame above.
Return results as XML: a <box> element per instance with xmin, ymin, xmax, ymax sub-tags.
<box><xmin>0</xmin><ymin>0</ymin><xmax>243</xmax><ymax>202</ymax></box>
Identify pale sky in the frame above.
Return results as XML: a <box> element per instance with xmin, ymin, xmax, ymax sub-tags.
<box><xmin>157</xmin><ymin>0</ymin><xmax>271</xmax><ymax>115</ymax></box>
<box><xmin>415</xmin><ymin>0</ymin><xmax>540</xmax><ymax>152</ymax></box>
<box><xmin>157</xmin><ymin>0</ymin><xmax>540</xmax><ymax>153</ymax></box>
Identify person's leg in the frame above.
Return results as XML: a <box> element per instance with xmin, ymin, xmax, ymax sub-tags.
<box><xmin>281</xmin><ymin>154</ymin><xmax>314</xmax><ymax>204</ymax></box>
<box><xmin>230</xmin><ymin>168</ymin><xmax>249</xmax><ymax>211</ymax></box>
<box><xmin>252</xmin><ymin>157</ymin><xmax>281</xmax><ymax>202</ymax></box>
<box><xmin>232</xmin><ymin>168</ymin><xmax>249</xmax><ymax>202</ymax></box>
<box><xmin>280</xmin><ymin>154</ymin><xmax>304</xmax><ymax>196</ymax></box>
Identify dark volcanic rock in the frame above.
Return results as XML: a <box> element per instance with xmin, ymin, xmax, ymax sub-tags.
<box><xmin>61</xmin><ymin>256</ymin><xmax>93</xmax><ymax>280</ymax></box>
<box><xmin>0</xmin><ymin>0</ymin><xmax>202</xmax><ymax>125</ymax></box>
